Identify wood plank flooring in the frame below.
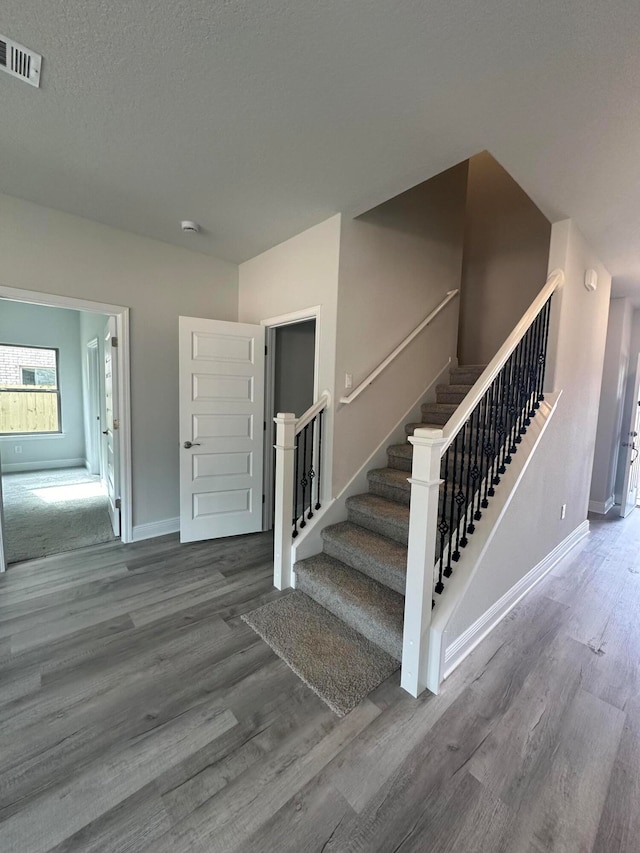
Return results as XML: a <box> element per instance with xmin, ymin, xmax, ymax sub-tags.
<box><xmin>0</xmin><ymin>511</ymin><xmax>639</xmax><ymax>852</ymax></box>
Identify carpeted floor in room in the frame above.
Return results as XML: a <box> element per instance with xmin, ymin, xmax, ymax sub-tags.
<box><xmin>2</xmin><ymin>467</ymin><xmax>116</xmax><ymax>564</ymax></box>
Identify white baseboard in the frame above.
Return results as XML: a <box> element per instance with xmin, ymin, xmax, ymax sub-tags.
<box><xmin>132</xmin><ymin>517</ymin><xmax>180</xmax><ymax>542</ymax></box>
<box><xmin>588</xmin><ymin>496</ymin><xmax>615</xmax><ymax>515</ymax></box>
<box><xmin>0</xmin><ymin>458</ymin><xmax>86</xmax><ymax>474</ymax></box>
<box><xmin>443</xmin><ymin>519</ymin><xmax>590</xmax><ymax>678</ymax></box>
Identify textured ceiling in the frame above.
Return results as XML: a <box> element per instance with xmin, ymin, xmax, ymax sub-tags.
<box><xmin>1</xmin><ymin>0</ymin><xmax>640</xmax><ymax>292</ymax></box>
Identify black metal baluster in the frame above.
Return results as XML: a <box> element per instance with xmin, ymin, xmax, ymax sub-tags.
<box><xmin>530</xmin><ymin>313</ymin><xmax>542</xmax><ymax>416</ymax></box>
<box><xmin>460</xmin><ymin>415</ymin><xmax>474</xmax><ymax>546</ymax></box>
<box><xmin>514</xmin><ymin>337</ymin><xmax>526</xmax><ymax>444</ymax></box>
<box><xmin>494</xmin><ymin>367</ymin><xmax>505</xmax><ymax>480</ymax></box>
<box><xmin>538</xmin><ymin>298</ymin><xmax>552</xmax><ymax>403</ymax></box>
<box><xmin>510</xmin><ymin>340</ymin><xmax>522</xmax><ymax>453</ymax></box>
<box><xmin>307</xmin><ymin>417</ymin><xmax>315</xmax><ymax>520</ymax></box>
<box><xmin>292</xmin><ymin>432</ymin><xmax>300</xmax><ymax>538</ymax></box>
<box><xmin>487</xmin><ymin>379</ymin><xmax>497</xmax><ymax>497</ymax></box>
<box><xmin>472</xmin><ymin>401</ymin><xmax>483</xmax><ymax>523</ymax></box>
<box><xmin>435</xmin><ymin>446</ymin><xmax>450</xmax><ymax>594</ymax></box>
<box><xmin>315</xmin><ymin>409</ymin><xmax>323</xmax><ymax>510</ymax></box>
<box><xmin>299</xmin><ymin>425</ymin><xmax>308</xmax><ymax>529</ymax></box>
<box><xmin>503</xmin><ymin>352</ymin><xmax>515</xmax><ymax>466</ymax></box>
<box><xmin>521</xmin><ymin>328</ymin><xmax>533</xmax><ymax>431</ymax></box>
<box><xmin>524</xmin><ymin>324</ymin><xmax>535</xmax><ymax>425</ymax></box>
<box><xmin>452</xmin><ymin>427</ymin><xmax>466</xmax><ymax>564</ymax></box>
<box><xmin>445</xmin><ymin>433</ymin><xmax>459</xmax><ymax>576</ymax></box>
<box><xmin>481</xmin><ymin>387</ymin><xmax>491</xmax><ymax>509</ymax></box>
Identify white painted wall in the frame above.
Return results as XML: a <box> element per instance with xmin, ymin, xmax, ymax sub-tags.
<box><xmin>0</xmin><ymin>301</ymin><xmax>85</xmax><ymax>471</ymax></box>
<box><xmin>333</xmin><ymin>162</ymin><xmax>468</xmax><ymax>495</ymax></box>
<box><xmin>614</xmin><ymin>308</ymin><xmax>640</xmax><ymax>503</ymax></box>
<box><xmin>458</xmin><ymin>152</ymin><xmax>551</xmax><ymax>365</ymax></box>
<box><xmin>590</xmin><ymin>298</ymin><xmax>633</xmax><ymax>511</ymax></box>
<box><xmin>0</xmin><ymin>192</ymin><xmax>238</xmax><ymax>528</ymax></box>
<box><xmin>239</xmin><ymin>214</ymin><xmax>341</xmax><ymax>501</ymax></box>
<box><xmin>446</xmin><ymin>220</ymin><xmax>611</xmax><ymax>648</ymax></box>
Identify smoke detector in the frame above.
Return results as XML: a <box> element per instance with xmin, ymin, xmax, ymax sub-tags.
<box><xmin>181</xmin><ymin>221</ymin><xmax>201</xmax><ymax>234</ymax></box>
<box><xmin>0</xmin><ymin>34</ymin><xmax>42</xmax><ymax>88</ymax></box>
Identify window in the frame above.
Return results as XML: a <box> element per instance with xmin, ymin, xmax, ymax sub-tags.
<box><xmin>0</xmin><ymin>344</ymin><xmax>61</xmax><ymax>434</ymax></box>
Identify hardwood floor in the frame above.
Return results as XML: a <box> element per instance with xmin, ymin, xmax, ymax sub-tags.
<box><xmin>0</xmin><ymin>511</ymin><xmax>638</xmax><ymax>852</ymax></box>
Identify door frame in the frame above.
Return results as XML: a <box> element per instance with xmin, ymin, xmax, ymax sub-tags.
<box><xmin>86</xmin><ymin>337</ymin><xmax>103</xmax><ymax>477</ymax></box>
<box><xmin>0</xmin><ymin>284</ymin><xmax>133</xmax><ymax>551</ymax></box>
<box><xmin>261</xmin><ymin>305</ymin><xmax>320</xmax><ymax>530</ymax></box>
<box><xmin>620</xmin><ymin>352</ymin><xmax>640</xmax><ymax>518</ymax></box>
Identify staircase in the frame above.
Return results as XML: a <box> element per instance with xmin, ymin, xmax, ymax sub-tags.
<box><xmin>293</xmin><ymin>364</ymin><xmax>486</xmax><ymax>662</ymax></box>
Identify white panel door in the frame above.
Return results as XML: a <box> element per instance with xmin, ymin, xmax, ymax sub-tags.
<box><xmin>620</xmin><ymin>354</ymin><xmax>640</xmax><ymax>518</ymax></box>
<box><xmin>103</xmin><ymin>318</ymin><xmax>121</xmax><ymax>537</ymax></box>
<box><xmin>179</xmin><ymin>317</ymin><xmax>265</xmax><ymax>542</ymax></box>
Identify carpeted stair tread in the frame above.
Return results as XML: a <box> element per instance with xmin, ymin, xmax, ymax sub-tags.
<box><xmin>367</xmin><ymin>467</ymin><xmax>412</xmax><ymax>505</ymax></box>
<box><xmin>321</xmin><ymin>521</ymin><xmax>407</xmax><ymax>594</ymax></box>
<box><xmin>295</xmin><ymin>553</ymin><xmax>404</xmax><ymax>660</ymax></box>
<box><xmin>436</xmin><ymin>383</ymin><xmax>474</xmax><ymax>404</ymax></box>
<box><xmin>449</xmin><ymin>365</ymin><xmax>486</xmax><ymax>384</ymax></box>
<box><xmin>242</xmin><ymin>590</ymin><xmax>399</xmax><ymax>716</ymax></box>
<box><xmin>421</xmin><ymin>402</ymin><xmax>458</xmax><ymax>425</ymax></box>
<box><xmin>346</xmin><ymin>493</ymin><xmax>410</xmax><ymax>545</ymax></box>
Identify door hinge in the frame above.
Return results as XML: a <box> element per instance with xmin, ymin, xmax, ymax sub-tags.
<box><xmin>262</xmin><ymin>494</ymin><xmax>265</xmax><ymax>504</ymax></box>
<box><xmin>113</xmin><ymin>419</ymin><xmax>120</xmax><ymax>430</ymax></box>
<box><xmin>111</xmin><ymin>336</ymin><xmax>118</xmax><ymax>348</ymax></box>
<box><xmin>264</xmin><ymin>421</ymin><xmax>266</xmax><ymax>431</ymax></box>
<box><xmin>265</xmin><ymin>345</ymin><xmax>268</xmax><ymax>355</ymax></box>
<box><xmin>115</xmin><ymin>498</ymin><xmax>121</xmax><ymax>509</ymax></box>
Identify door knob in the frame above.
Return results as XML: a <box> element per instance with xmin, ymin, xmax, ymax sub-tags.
<box><xmin>183</xmin><ymin>441</ymin><xmax>201</xmax><ymax>449</ymax></box>
<box><xmin>102</xmin><ymin>429</ymin><xmax>109</xmax><ymax>435</ymax></box>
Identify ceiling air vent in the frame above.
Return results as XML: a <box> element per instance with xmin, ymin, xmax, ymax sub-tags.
<box><xmin>0</xmin><ymin>34</ymin><xmax>42</xmax><ymax>87</ymax></box>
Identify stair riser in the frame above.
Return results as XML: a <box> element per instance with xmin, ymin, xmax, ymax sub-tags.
<box><xmin>347</xmin><ymin>505</ymin><xmax>409</xmax><ymax>547</ymax></box>
<box><xmin>387</xmin><ymin>453</ymin><xmax>412</xmax><ymax>472</ymax></box>
<box><xmin>295</xmin><ymin>571</ymin><xmax>402</xmax><ymax>660</ymax></box>
<box><xmin>450</xmin><ymin>371</ymin><xmax>484</xmax><ymax>385</ymax></box>
<box><xmin>321</xmin><ymin>536</ymin><xmax>406</xmax><ymax>595</ymax></box>
<box><xmin>436</xmin><ymin>388</ymin><xmax>469</xmax><ymax>404</ymax></box>
<box><xmin>369</xmin><ymin>478</ymin><xmax>411</xmax><ymax>506</ymax></box>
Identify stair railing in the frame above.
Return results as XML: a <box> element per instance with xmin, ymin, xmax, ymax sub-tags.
<box><xmin>273</xmin><ymin>391</ymin><xmax>331</xmax><ymax>590</ymax></box>
<box><xmin>339</xmin><ymin>289</ymin><xmax>459</xmax><ymax>405</ymax></box>
<box><xmin>401</xmin><ymin>269</ymin><xmax>565</xmax><ymax>697</ymax></box>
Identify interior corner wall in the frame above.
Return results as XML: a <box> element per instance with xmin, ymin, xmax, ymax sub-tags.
<box><xmin>590</xmin><ymin>298</ymin><xmax>633</xmax><ymax>509</ymax></box>
<box><xmin>458</xmin><ymin>151</ymin><xmax>551</xmax><ymax>366</ymax></box>
<box><xmin>446</xmin><ymin>219</ymin><xmax>611</xmax><ymax>649</ymax></box>
<box><xmin>0</xmin><ymin>301</ymin><xmax>85</xmax><ymax>471</ymax></box>
<box><xmin>238</xmin><ymin>214</ymin><xmax>341</xmax><ymax>501</ymax></box>
<box><xmin>332</xmin><ymin>162</ymin><xmax>469</xmax><ymax>496</ymax></box>
<box><xmin>0</xmin><ymin>192</ymin><xmax>239</xmax><ymax>529</ymax></box>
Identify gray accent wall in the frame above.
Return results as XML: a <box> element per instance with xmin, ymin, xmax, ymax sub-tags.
<box><xmin>0</xmin><ymin>301</ymin><xmax>85</xmax><ymax>471</ymax></box>
<box><xmin>274</xmin><ymin>321</ymin><xmax>316</xmax><ymax>417</ymax></box>
<box><xmin>458</xmin><ymin>152</ymin><xmax>551</xmax><ymax>365</ymax></box>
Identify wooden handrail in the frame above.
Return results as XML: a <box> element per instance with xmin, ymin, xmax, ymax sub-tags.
<box><xmin>441</xmin><ymin>269</ymin><xmax>564</xmax><ymax>449</ymax></box>
<box><xmin>295</xmin><ymin>391</ymin><xmax>331</xmax><ymax>434</ymax></box>
<box><xmin>339</xmin><ymin>289</ymin><xmax>459</xmax><ymax>405</ymax></box>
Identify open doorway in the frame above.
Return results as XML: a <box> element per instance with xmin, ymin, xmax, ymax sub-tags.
<box><xmin>0</xmin><ymin>288</ymin><xmax>132</xmax><ymax>571</ymax></box>
<box><xmin>263</xmin><ymin>313</ymin><xmax>318</xmax><ymax>529</ymax></box>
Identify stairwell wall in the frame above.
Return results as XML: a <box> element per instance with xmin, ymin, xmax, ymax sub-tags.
<box><xmin>333</xmin><ymin>162</ymin><xmax>469</xmax><ymax>495</ymax></box>
<box><xmin>445</xmin><ymin>219</ymin><xmax>611</xmax><ymax>650</ymax></box>
<box><xmin>458</xmin><ymin>151</ymin><xmax>551</xmax><ymax>365</ymax></box>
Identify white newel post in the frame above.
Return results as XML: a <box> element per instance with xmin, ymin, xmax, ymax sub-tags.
<box><xmin>273</xmin><ymin>412</ymin><xmax>297</xmax><ymax>590</ymax></box>
<box><xmin>401</xmin><ymin>426</ymin><xmax>447</xmax><ymax>697</ymax></box>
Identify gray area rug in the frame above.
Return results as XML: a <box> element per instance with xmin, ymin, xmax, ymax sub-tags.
<box><xmin>242</xmin><ymin>590</ymin><xmax>399</xmax><ymax>716</ymax></box>
<box><xmin>2</xmin><ymin>467</ymin><xmax>116</xmax><ymax>564</ymax></box>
